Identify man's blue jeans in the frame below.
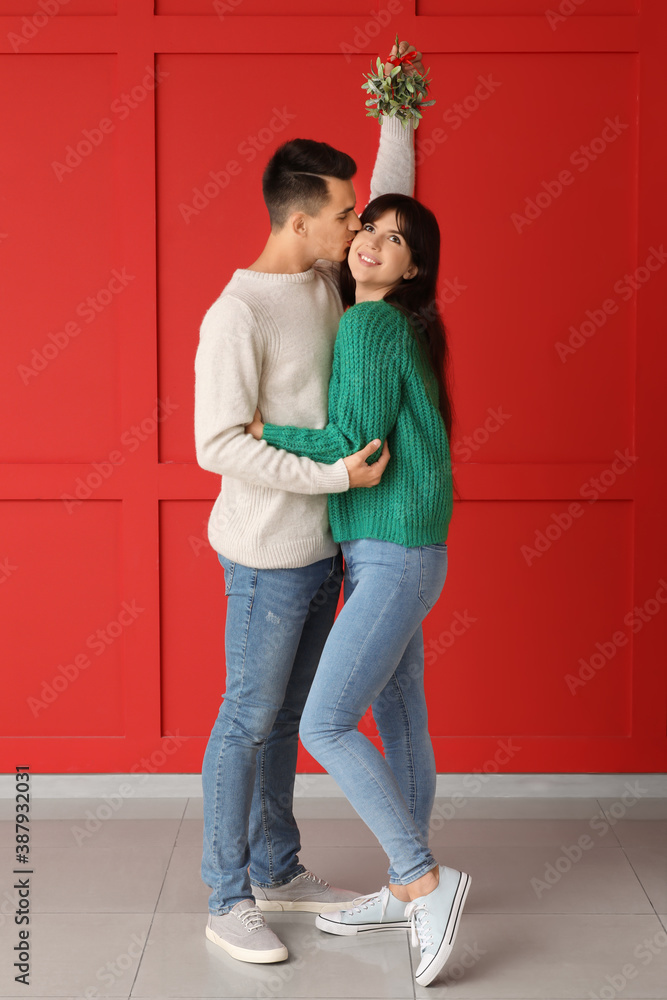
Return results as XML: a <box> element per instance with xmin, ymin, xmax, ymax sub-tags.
<box><xmin>299</xmin><ymin>538</ymin><xmax>449</xmax><ymax>885</ymax></box>
<box><xmin>201</xmin><ymin>550</ymin><xmax>344</xmax><ymax>915</ymax></box>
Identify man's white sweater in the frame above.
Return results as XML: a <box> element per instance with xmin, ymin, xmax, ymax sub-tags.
<box><xmin>194</xmin><ymin>115</ymin><xmax>415</xmax><ymax>569</ymax></box>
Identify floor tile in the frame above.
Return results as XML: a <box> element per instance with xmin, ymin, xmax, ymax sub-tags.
<box><xmin>0</xmin><ymin>819</ymin><xmax>180</xmax><ymax>850</ymax></box>
<box><xmin>412</xmin><ymin>913</ymin><xmax>667</xmax><ymax>997</ymax></box>
<box><xmin>294</xmin><ymin>842</ymin><xmax>654</xmax><ymax>914</ymax></box>
<box><xmin>0</xmin><ymin>847</ymin><xmax>172</xmax><ymax>913</ymax></box>
<box><xmin>25</xmin><ymin>797</ymin><xmax>188</xmax><ymax>821</ymax></box>
<box><xmin>293</xmin><ymin>797</ymin><xmax>363</xmax><ymax>820</ymax></box>
<box><xmin>624</xmin><ymin>846</ymin><xmax>667</xmax><ymax>912</ymax></box>
<box><xmin>183</xmin><ymin>798</ymin><xmax>203</xmax><ymax>820</ymax></box>
<box><xmin>298</xmin><ymin>818</ymin><xmax>381</xmax><ymax>847</ymax></box>
<box><xmin>132</xmin><ymin>911</ymin><xmax>416</xmax><ymax>998</ymax></box>
<box><xmin>0</xmin><ymin>911</ymin><xmax>151</xmax><ymax>997</ymax></box>
<box><xmin>424</xmin><ymin>796</ymin><xmax>604</xmax><ymax>820</ymax></box>
<box><xmin>456</xmin><ymin>843</ymin><xmax>652</xmax><ymax>914</ymax></box>
<box><xmin>427</xmin><ymin>817</ymin><xmax>622</xmax><ymax>848</ymax></box>
<box><xmin>598</xmin><ymin>796</ymin><xmax>667</xmax><ymax>820</ymax></box>
<box><xmin>612</xmin><ymin>820</ymin><xmax>667</xmax><ymax>848</ymax></box>
<box><xmin>182</xmin><ymin>795</ymin><xmax>619</xmax><ymax>822</ymax></box>
<box><xmin>176</xmin><ymin>814</ymin><xmax>629</xmax><ymax>852</ymax></box>
<box><xmin>156</xmin><ymin>845</ymin><xmax>210</xmax><ymax>913</ymax></box>
<box><xmin>1</xmin><ymin>795</ymin><xmax>665</xmax><ymax>1000</ymax></box>
<box><xmin>175</xmin><ymin>818</ymin><xmax>204</xmax><ymax>847</ymax></box>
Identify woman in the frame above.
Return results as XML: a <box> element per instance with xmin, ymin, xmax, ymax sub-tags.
<box><xmin>245</xmin><ymin>192</ymin><xmax>471</xmax><ymax>988</ymax></box>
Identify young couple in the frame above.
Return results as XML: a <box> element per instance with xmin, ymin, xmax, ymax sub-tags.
<box><xmin>194</xmin><ymin>41</ymin><xmax>471</xmax><ymax>989</ymax></box>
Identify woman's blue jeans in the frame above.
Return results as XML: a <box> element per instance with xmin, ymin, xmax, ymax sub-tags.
<box><xmin>299</xmin><ymin>537</ymin><xmax>449</xmax><ymax>885</ymax></box>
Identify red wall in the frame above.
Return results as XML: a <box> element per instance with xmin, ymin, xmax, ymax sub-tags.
<box><xmin>2</xmin><ymin>0</ymin><xmax>666</xmax><ymax>774</ymax></box>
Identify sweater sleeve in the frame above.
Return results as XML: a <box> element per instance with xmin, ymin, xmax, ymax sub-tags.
<box><xmin>262</xmin><ymin>303</ymin><xmax>404</xmax><ymax>466</ymax></box>
<box><xmin>369</xmin><ymin>112</ymin><xmax>416</xmax><ymax>201</ymax></box>
<box><xmin>194</xmin><ymin>295</ymin><xmax>350</xmax><ymax>494</ymax></box>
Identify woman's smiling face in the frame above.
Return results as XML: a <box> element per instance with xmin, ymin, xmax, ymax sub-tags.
<box><xmin>348</xmin><ymin>209</ymin><xmax>418</xmax><ymax>299</ymax></box>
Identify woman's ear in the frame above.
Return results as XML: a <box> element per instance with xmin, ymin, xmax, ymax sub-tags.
<box><xmin>403</xmin><ymin>263</ymin><xmax>418</xmax><ymax>281</ymax></box>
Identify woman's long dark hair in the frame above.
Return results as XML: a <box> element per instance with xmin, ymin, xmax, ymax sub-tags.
<box><xmin>340</xmin><ymin>192</ymin><xmax>459</xmax><ymax>501</ymax></box>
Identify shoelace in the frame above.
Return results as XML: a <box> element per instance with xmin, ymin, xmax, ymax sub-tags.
<box><xmin>405</xmin><ymin>900</ymin><xmax>433</xmax><ymax>949</ymax></box>
<box><xmin>234</xmin><ymin>904</ymin><xmax>266</xmax><ymax>933</ymax></box>
<box><xmin>345</xmin><ymin>886</ymin><xmax>388</xmax><ymax>915</ymax></box>
<box><xmin>298</xmin><ymin>870</ymin><xmax>329</xmax><ymax>887</ymax></box>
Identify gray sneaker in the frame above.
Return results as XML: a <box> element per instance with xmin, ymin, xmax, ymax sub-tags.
<box><xmin>251</xmin><ymin>869</ymin><xmax>360</xmax><ymax>913</ymax></box>
<box><xmin>205</xmin><ymin>899</ymin><xmax>288</xmax><ymax>963</ymax></box>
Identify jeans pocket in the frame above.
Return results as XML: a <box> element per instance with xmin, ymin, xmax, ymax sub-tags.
<box><xmin>417</xmin><ymin>545</ymin><xmax>448</xmax><ymax>612</ymax></box>
<box><xmin>217</xmin><ymin>552</ymin><xmax>236</xmax><ymax>595</ymax></box>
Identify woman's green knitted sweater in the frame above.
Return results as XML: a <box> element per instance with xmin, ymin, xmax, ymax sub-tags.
<box><xmin>261</xmin><ymin>298</ymin><xmax>453</xmax><ymax>547</ymax></box>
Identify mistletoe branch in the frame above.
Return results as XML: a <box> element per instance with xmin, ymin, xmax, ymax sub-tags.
<box><xmin>362</xmin><ymin>34</ymin><xmax>435</xmax><ymax>129</ymax></box>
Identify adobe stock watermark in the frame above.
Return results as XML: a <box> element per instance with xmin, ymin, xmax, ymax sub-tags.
<box><xmin>565</xmin><ymin>577</ymin><xmax>667</xmax><ymax>694</ymax></box>
<box><xmin>414</xmin><ymin>277</ymin><xmax>468</xmax><ymax>326</ymax></box>
<box><xmin>212</xmin><ymin>0</ymin><xmax>244</xmax><ymax>19</ymax></box>
<box><xmin>180</xmin><ymin>107</ymin><xmax>296</xmax><ymax>224</ymax></box>
<box><xmin>588</xmin><ymin>926</ymin><xmax>667</xmax><ymax>1000</ymax></box>
<box><xmin>78</xmin><ymin>931</ymin><xmax>148</xmax><ymax>999</ymax></box>
<box><xmin>530</xmin><ymin>780</ymin><xmax>648</xmax><ymax>898</ymax></box>
<box><xmin>189</xmin><ymin>515</ymin><xmax>214</xmax><ymax>557</ymax></box>
<box><xmin>51</xmin><ymin>65</ymin><xmax>169</xmax><ymax>181</ymax></box>
<box><xmin>425</xmin><ymin>608</ymin><xmax>477</xmax><ymax>665</ymax></box>
<box><xmin>415</xmin><ymin>74</ymin><xmax>502</xmax><ymax>167</ymax></box>
<box><xmin>451</xmin><ymin>406</ymin><xmax>511</xmax><ymax>462</ymax></box>
<box><xmin>16</xmin><ymin>267</ymin><xmax>135</xmax><ymax>385</ymax></box>
<box><xmin>253</xmin><ymin>926</ymin><xmax>329</xmax><ymax>998</ymax></box>
<box><xmin>59</xmin><ymin>397</ymin><xmax>179</xmax><ymax>513</ymax></box>
<box><xmin>0</xmin><ymin>558</ymin><xmax>18</xmax><ymax>584</ymax></box>
<box><xmin>511</xmin><ymin>117</ymin><xmax>629</xmax><ymax>234</ymax></box>
<box><xmin>7</xmin><ymin>0</ymin><xmax>70</xmax><ymax>52</ymax></box>
<box><xmin>545</xmin><ymin>0</ymin><xmax>589</xmax><ymax>32</ymax></box>
<box><xmin>26</xmin><ymin>599</ymin><xmax>145</xmax><ymax>717</ymax></box>
<box><xmin>69</xmin><ymin>731</ymin><xmax>190</xmax><ymax>846</ymax></box>
<box><xmin>555</xmin><ymin>245</ymin><xmax>667</xmax><ymax>362</ymax></box>
<box><xmin>429</xmin><ymin>738</ymin><xmax>523</xmax><ymax>833</ymax></box>
<box><xmin>339</xmin><ymin>2</ymin><xmax>404</xmax><ymax>63</ymax></box>
<box><xmin>520</xmin><ymin>448</ymin><xmax>638</xmax><ymax>567</ymax></box>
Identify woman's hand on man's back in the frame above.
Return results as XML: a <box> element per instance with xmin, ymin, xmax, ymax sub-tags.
<box><xmin>344</xmin><ymin>439</ymin><xmax>390</xmax><ymax>488</ymax></box>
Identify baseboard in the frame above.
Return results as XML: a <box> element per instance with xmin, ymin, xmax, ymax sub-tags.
<box><xmin>0</xmin><ymin>772</ymin><xmax>666</xmax><ymax>798</ymax></box>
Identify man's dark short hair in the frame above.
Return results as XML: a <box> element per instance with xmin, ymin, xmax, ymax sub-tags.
<box><xmin>262</xmin><ymin>138</ymin><xmax>357</xmax><ymax>230</ymax></box>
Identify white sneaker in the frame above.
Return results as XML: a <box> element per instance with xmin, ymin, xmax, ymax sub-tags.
<box><xmin>205</xmin><ymin>899</ymin><xmax>288</xmax><ymax>964</ymax></box>
<box><xmin>405</xmin><ymin>866</ymin><xmax>472</xmax><ymax>986</ymax></box>
<box><xmin>316</xmin><ymin>886</ymin><xmax>411</xmax><ymax>935</ymax></box>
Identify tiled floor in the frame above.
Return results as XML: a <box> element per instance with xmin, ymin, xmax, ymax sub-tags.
<box><xmin>0</xmin><ymin>795</ymin><xmax>666</xmax><ymax>999</ymax></box>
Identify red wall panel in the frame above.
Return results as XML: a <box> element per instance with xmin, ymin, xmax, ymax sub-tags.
<box><xmin>418</xmin><ymin>51</ymin><xmax>636</xmax><ymax>464</ymax></box>
<box><xmin>1</xmin><ymin>500</ymin><xmax>125</xmax><ymax>738</ymax></box>
<box><xmin>0</xmin><ymin>54</ymin><xmax>122</xmax><ymax>463</ymax></box>
<box><xmin>1</xmin><ymin>0</ymin><xmax>665</xmax><ymax>774</ymax></box>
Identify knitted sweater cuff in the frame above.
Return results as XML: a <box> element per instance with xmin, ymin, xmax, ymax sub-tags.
<box><xmin>313</xmin><ymin>457</ymin><xmax>350</xmax><ymax>493</ymax></box>
<box><xmin>380</xmin><ymin>112</ymin><xmax>416</xmax><ymax>142</ymax></box>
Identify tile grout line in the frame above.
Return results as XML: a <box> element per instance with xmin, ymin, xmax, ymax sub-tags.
<box><xmin>125</xmin><ymin>796</ymin><xmax>190</xmax><ymax>998</ymax></box>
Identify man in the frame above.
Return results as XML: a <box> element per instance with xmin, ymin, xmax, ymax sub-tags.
<box><xmin>194</xmin><ymin>41</ymin><xmax>422</xmax><ymax>965</ymax></box>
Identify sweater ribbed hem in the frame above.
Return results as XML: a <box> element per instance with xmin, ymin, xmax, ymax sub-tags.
<box><xmin>333</xmin><ymin>516</ymin><xmax>451</xmax><ymax>548</ymax></box>
<box><xmin>210</xmin><ymin>529</ymin><xmax>340</xmax><ymax>570</ymax></box>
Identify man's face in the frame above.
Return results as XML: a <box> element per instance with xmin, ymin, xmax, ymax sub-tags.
<box><xmin>303</xmin><ymin>177</ymin><xmax>362</xmax><ymax>263</ymax></box>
